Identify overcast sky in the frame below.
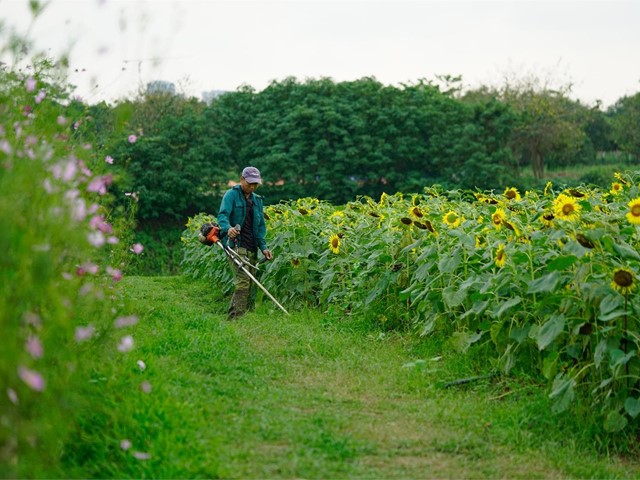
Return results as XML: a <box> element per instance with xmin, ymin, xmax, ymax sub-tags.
<box><xmin>2</xmin><ymin>0</ymin><xmax>639</xmax><ymax>107</ymax></box>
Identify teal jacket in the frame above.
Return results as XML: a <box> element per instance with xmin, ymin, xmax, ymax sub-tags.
<box><xmin>217</xmin><ymin>185</ymin><xmax>268</xmax><ymax>252</ymax></box>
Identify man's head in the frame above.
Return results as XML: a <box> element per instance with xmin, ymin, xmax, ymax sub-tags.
<box><xmin>240</xmin><ymin>166</ymin><xmax>261</xmax><ymax>195</ymax></box>
<box><xmin>241</xmin><ymin>166</ymin><xmax>262</xmax><ymax>184</ymax></box>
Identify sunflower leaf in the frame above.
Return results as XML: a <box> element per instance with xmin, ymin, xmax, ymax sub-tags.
<box><xmin>550</xmin><ymin>373</ymin><xmax>575</xmax><ymax>413</ymax></box>
<box><xmin>527</xmin><ymin>271</ymin><xmax>561</xmax><ymax>294</ymax></box>
<box><xmin>624</xmin><ymin>397</ymin><xmax>640</xmax><ymax>418</ymax></box>
<box><xmin>613</xmin><ymin>241</ymin><xmax>640</xmax><ymax>261</ymax></box>
<box><xmin>603</xmin><ymin>411</ymin><xmax>628</xmax><ymax>433</ymax></box>
<box><xmin>537</xmin><ymin>313</ymin><xmax>565</xmax><ymax>350</ymax></box>
<box><xmin>546</xmin><ymin>255</ymin><xmax>578</xmax><ymax>272</ymax></box>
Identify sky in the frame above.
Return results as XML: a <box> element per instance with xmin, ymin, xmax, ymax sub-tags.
<box><xmin>1</xmin><ymin>0</ymin><xmax>639</xmax><ymax>107</ymax></box>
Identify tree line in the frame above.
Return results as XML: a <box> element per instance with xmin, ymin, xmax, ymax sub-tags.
<box><xmin>69</xmin><ymin>76</ymin><xmax>640</xmax><ymax>221</ymax></box>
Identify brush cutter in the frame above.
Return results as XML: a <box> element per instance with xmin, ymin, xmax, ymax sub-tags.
<box><xmin>199</xmin><ymin>222</ymin><xmax>289</xmax><ymax>316</ymax></box>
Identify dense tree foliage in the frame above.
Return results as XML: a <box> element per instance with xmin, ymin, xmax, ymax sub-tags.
<box><xmin>610</xmin><ymin>93</ymin><xmax>640</xmax><ymax>159</ymax></box>
<box><xmin>70</xmin><ymin>77</ymin><xmax>638</xmax><ymax>223</ymax></box>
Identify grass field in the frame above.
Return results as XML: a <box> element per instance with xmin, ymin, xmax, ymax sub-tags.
<box><xmin>52</xmin><ymin>275</ymin><xmax>640</xmax><ymax>478</ymax></box>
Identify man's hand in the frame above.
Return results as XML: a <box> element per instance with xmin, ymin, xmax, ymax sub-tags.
<box><xmin>227</xmin><ymin>227</ymin><xmax>239</xmax><ymax>239</ymax></box>
<box><xmin>262</xmin><ymin>249</ymin><xmax>273</xmax><ymax>261</ymax></box>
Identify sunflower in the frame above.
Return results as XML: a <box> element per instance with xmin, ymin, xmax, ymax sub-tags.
<box><xmin>400</xmin><ymin>217</ymin><xmax>413</xmax><ymax>225</ymax></box>
<box><xmin>475</xmin><ymin>236</ymin><xmax>485</xmax><ymax>249</ymax></box>
<box><xmin>553</xmin><ymin>193</ymin><xmax>581</xmax><ymax>222</ymax></box>
<box><xmin>443</xmin><ymin>210</ymin><xmax>462</xmax><ymax>228</ymax></box>
<box><xmin>329</xmin><ymin>210</ymin><xmax>344</xmax><ymax>223</ymax></box>
<box><xmin>291</xmin><ymin>258</ymin><xmax>301</xmax><ymax>268</ymax></box>
<box><xmin>415</xmin><ymin>220</ymin><xmax>437</xmax><ymax>235</ymax></box>
<box><xmin>474</xmin><ymin>193</ymin><xmax>498</xmax><ymax>204</ymax></box>
<box><xmin>576</xmin><ymin>233</ymin><xmax>595</xmax><ymax>249</ymax></box>
<box><xmin>626</xmin><ymin>198</ymin><xmax>640</xmax><ymax>225</ymax></box>
<box><xmin>611</xmin><ymin>267</ymin><xmax>636</xmax><ymax>295</ymax></box>
<box><xmin>541</xmin><ymin>212</ymin><xmax>555</xmax><ymax>227</ymax></box>
<box><xmin>567</xmin><ymin>189</ymin><xmax>587</xmax><ymax>198</ymax></box>
<box><xmin>491</xmin><ymin>208</ymin><xmax>506</xmax><ymax>229</ymax></box>
<box><xmin>495</xmin><ymin>244</ymin><xmax>507</xmax><ymax>268</ymax></box>
<box><xmin>409</xmin><ymin>206</ymin><xmax>424</xmax><ymax>218</ymax></box>
<box><xmin>504</xmin><ymin>187</ymin><xmax>521</xmax><ymax>201</ymax></box>
<box><xmin>610</xmin><ymin>182</ymin><xmax>624</xmax><ymax>195</ymax></box>
<box><xmin>329</xmin><ymin>234</ymin><xmax>341</xmax><ymax>254</ymax></box>
<box><xmin>614</xmin><ymin>172</ymin><xmax>630</xmax><ymax>186</ymax></box>
<box><xmin>544</xmin><ymin>181</ymin><xmax>553</xmax><ymax>196</ymax></box>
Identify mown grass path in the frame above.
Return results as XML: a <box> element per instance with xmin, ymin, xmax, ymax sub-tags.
<box><xmin>112</xmin><ymin>276</ymin><xmax>639</xmax><ymax>479</ymax></box>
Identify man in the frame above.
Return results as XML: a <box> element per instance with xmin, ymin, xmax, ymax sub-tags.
<box><xmin>217</xmin><ymin>166</ymin><xmax>273</xmax><ymax>320</ymax></box>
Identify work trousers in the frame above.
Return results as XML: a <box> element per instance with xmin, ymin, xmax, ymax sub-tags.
<box><xmin>227</xmin><ymin>247</ymin><xmax>258</xmax><ymax>320</ymax></box>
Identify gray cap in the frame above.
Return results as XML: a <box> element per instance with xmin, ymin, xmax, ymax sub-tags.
<box><xmin>242</xmin><ymin>166</ymin><xmax>262</xmax><ymax>184</ymax></box>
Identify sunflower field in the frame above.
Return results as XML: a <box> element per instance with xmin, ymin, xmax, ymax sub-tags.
<box><xmin>182</xmin><ymin>174</ymin><xmax>640</xmax><ymax>433</ymax></box>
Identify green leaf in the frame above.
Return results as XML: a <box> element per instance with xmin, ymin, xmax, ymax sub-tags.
<box><xmin>610</xmin><ymin>349</ymin><xmax>635</xmax><ymax>368</ymax></box>
<box><xmin>624</xmin><ymin>397</ymin><xmax>640</xmax><ymax>418</ymax></box>
<box><xmin>549</xmin><ymin>374</ymin><xmax>575</xmax><ymax>413</ymax></box>
<box><xmin>438</xmin><ymin>250</ymin><xmax>460</xmax><ymax>274</ymax></box>
<box><xmin>603</xmin><ymin>411</ymin><xmax>628</xmax><ymax>433</ymax></box>
<box><xmin>451</xmin><ymin>330</ymin><xmax>482</xmax><ymax>353</ymax></box>
<box><xmin>598</xmin><ymin>310</ymin><xmax>629</xmax><ymax>322</ymax></box>
<box><xmin>546</xmin><ymin>255</ymin><xmax>578</xmax><ymax>272</ymax></box>
<box><xmin>527</xmin><ymin>271</ymin><xmax>560</xmax><ymax>294</ymax></box>
<box><xmin>599</xmin><ymin>293</ymin><xmax>624</xmax><ymax>316</ymax></box>
<box><xmin>542</xmin><ymin>351</ymin><xmax>559</xmax><ymax>380</ymax></box>
<box><xmin>510</xmin><ymin>325</ymin><xmax>530</xmax><ymax>344</ymax></box>
<box><xmin>490</xmin><ymin>320</ymin><xmax>505</xmax><ymax>346</ymax></box>
<box><xmin>594</xmin><ymin>339</ymin><xmax>609</xmax><ymax>368</ymax></box>
<box><xmin>613</xmin><ymin>241</ymin><xmax>640</xmax><ymax>261</ymax></box>
<box><xmin>537</xmin><ymin>314</ymin><xmax>565</xmax><ymax>350</ymax></box>
<box><xmin>489</xmin><ymin>296</ymin><xmax>521</xmax><ymax>319</ymax></box>
<box><xmin>442</xmin><ymin>285</ymin><xmax>466</xmax><ymax>309</ymax></box>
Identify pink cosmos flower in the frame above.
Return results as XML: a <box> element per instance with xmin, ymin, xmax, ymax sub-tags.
<box><xmin>18</xmin><ymin>366</ymin><xmax>45</xmax><ymax>392</ymax></box>
<box><xmin>35</xmin><ymin>90</ymin><xmax>46</xmax><ymax>104</ymax></box>
<box><xmin>87</xmin><ymin>174</ymin><xmax>113</xmax><ymax>195</ymax></box>
<box><xmin>73</xmin><ymin>121</ymin><xmax>80</xmax><ymax>130</ymax></box>
<box><xmin>87</xmin><ymin>231</ymin><xmax>106</xmax><ymax>248</ymax></box>
<box><xmin>107</xmin><ymin>236</ymin><xmax>119</xmax><ymax>245</ymax></box>
<box><xmin>76</xmin><ymin>261</ymin><xmax>99</xmax><ymax>276</ymax></box>
<box><xmin>25</xmin><ymin>77</ymin><xmax>36</xmax><ymax>92</ymax></box>
<box><xmin>107</xmin><ymin>266</ymin><xmax>123</xmax><ymax>282</ymax></box>
<box><xmin>75</xmin><ymin>325</ymin><xmax>95</xmax><ymax>342</ymax></box>
<box><xmin>105</xmin><ymin>155</ymin><xmax>114</xmax><ymax>164</ymax></box>
<box><xmin>114</xmin><ymin>315</ymin><xmax>138</xmax><ymax>328</ymax></box>
<box><xmin>128</xmin><ymin>134</ymin><xmax>137</xmax><ymax>143</ymax></box>
<box><xmin>0</xmin><ymin>140</ymin><xmax>11</xmax><ymax>155</ymax></box>
<box><xmin>117</xmin><ymin>335</ymin><xmax>134</xmax><ymax>352</ymax></box>
<box><xmin>71</xmin><ymin>198</ymin><xmax>88</xmax><ymax>221</ymax></box>
<box><xmin>7</xmin><ymin>388</ymin><xmax>19</xmax><ymax>405</ymax></box>
<box><xmin>120</xmin><ymin>439</ymin><xmax>132</xmax><ymax>450</ymax></box>
<box><xmin>140</xmin><ymin>381</ymin><xmax>152</xmax><ymax>394</ymax></box>
<box><xmin>57</xmin><ymin>116</ymin><xmax>67</xmax><ymax>125</ymax></box>
<box><xmin>137</xmin><ymin>360</ymin><xmax>146</xmax><ymax>371</ymax></box>
<box><xmin>26</xmin><ymin>336</ymin><xmax>44</xmax><ymax>359</ymax></box>
<box><xmin>130</xmin><ymin>243</ymin><xmax>144</xmax><ymax>255</ymax></box>
<box><xmin>89</xmin><ymin>215</ymin><xmax>113</xmax><ymax>233</ymax></box>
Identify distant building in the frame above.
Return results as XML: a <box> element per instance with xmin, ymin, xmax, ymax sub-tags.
<box><xmin>202</xmin><ymin>89</ymin><xmax>228</xmax><ymax>104</ymax></box>
<box><xmin>147</xmin><ymin>81</ymin><xmax>176</xmax><ymax>94</ymax></box>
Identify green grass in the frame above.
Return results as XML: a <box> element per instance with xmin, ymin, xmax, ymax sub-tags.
<box><xmin>55</xmin><ymin>276</ymin><xmax>640</xmax><ymax>479</ymax></box>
